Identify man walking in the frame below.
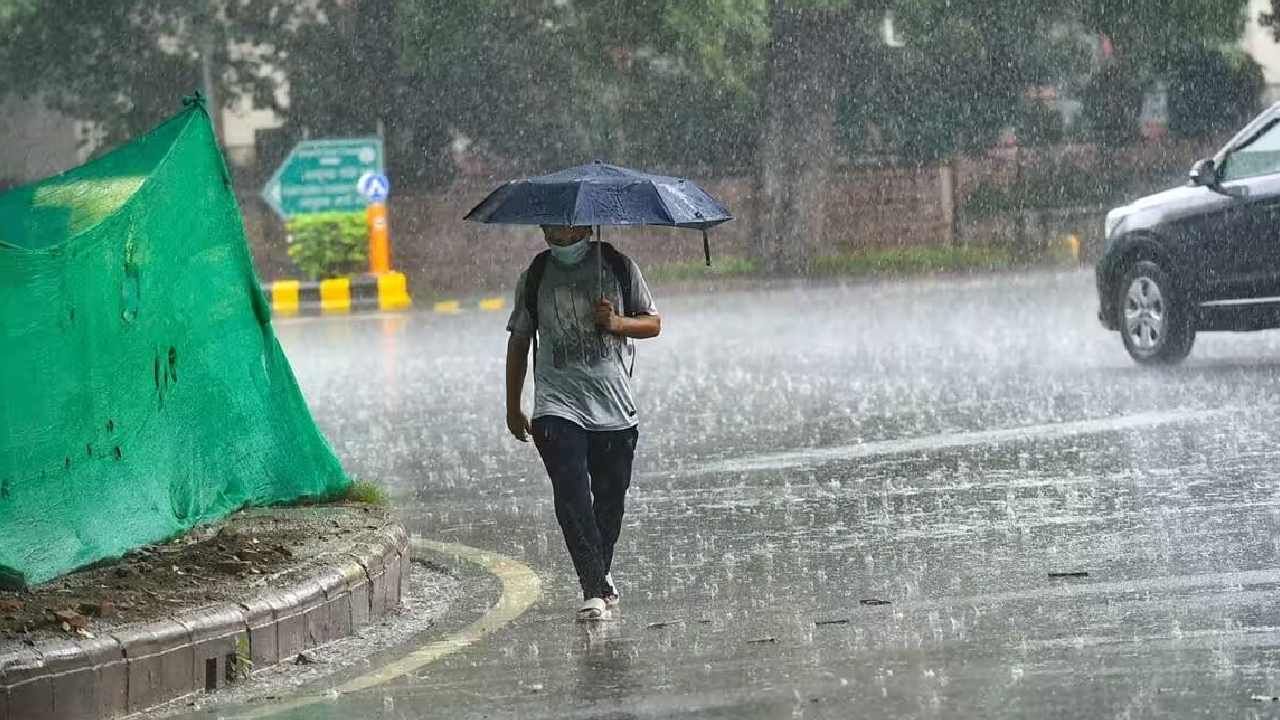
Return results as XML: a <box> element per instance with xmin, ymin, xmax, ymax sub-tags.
<box><xmin>506</xmin><ymin>224</ymin><xmax>660</xmax><ymax>621</ymax></box>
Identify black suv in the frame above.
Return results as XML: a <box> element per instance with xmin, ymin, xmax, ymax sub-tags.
<box><xmin>1097</xmin><ymin>102</ymin><xmax>1280</xmax><ymax>363</ymax></box>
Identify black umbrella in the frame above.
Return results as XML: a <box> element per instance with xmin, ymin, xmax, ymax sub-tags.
<box><xmin>464</xmin><ymin>161</ymin><xmax>733</xmax><ymax>294</ymax></box>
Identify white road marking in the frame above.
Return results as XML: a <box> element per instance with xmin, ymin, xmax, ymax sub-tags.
<box><xmin>683</xmin><ymin>409</ymin><xmax>1230</xmax><ymax>476</ymax></box>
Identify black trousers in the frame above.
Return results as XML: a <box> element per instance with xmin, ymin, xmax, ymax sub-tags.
<box><xmin>532</xmin><ymin>415</ymin><xmax>637</xmax><ymax>600</ymax></box>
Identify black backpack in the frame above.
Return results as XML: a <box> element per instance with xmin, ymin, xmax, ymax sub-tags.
<box><xmin>524</xmin><ymin>241</ymin><xmax>635</xmax><ymax>371</ymax></box>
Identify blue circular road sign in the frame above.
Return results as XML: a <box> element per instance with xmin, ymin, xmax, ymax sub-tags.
<box><xmin>357</xmin><ymin>172</ymin><xmax>391</xmax><ymax>203</ymax></box>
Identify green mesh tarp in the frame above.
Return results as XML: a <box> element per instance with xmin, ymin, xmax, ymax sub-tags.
<box><xmin>0</xmin><ymin>100</ymin><xmax>349</xmax><ymax>588</ymax></box>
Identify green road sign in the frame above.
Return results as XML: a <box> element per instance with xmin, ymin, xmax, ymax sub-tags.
<box><xmin>261</xmin><ymin>138</ymin><xmax>383</xmax><ymax>218</ymax></box>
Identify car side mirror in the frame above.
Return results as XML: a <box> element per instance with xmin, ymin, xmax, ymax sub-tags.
<box><xmin>1189</xmin><ymin>158</ymin><xmax>1217</xmax><ymax>187</ymax></box>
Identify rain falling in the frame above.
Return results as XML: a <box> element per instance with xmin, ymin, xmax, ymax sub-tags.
<box><xmin>6</xmin><ymin>2</ymin><xmax>1280</xmax><ymax>719</ymax></box>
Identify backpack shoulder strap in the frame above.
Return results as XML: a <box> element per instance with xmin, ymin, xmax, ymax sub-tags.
<box><xmin>598</xmin><ymin>242</ymin><xmax>634</xmax><ymax>316</ymax></box>
<box><xmin>525</xmin><ymin>250</ymin><xmax>551</xmax><ymax>331</ymax></box>
<box><xmin>525</xmin><ymin>251</ymin><xmax>550</xmax><ymax>371</ymax></box>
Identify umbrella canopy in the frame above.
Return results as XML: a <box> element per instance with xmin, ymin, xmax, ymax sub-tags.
<box><xmin>463</xmin><ymin>161</ymin><xmax>733</xmax><ymax>230</ymax></box>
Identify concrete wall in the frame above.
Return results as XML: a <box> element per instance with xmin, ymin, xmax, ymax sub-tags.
<box><xmin>238</xmin><ymin>167</ymin><xmax>957</xmax><ymax>299</ymax></box>
<box><xmin>240</xmin><ymin>133</ymin><xmax>1221</xmax><ymax>299</ymax></box>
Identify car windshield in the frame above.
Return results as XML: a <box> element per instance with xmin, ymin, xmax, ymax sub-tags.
<box><xmin>1221</xmin><ymin>120</ymin><xmax>1280</xmax><ymax>181</ymax></box>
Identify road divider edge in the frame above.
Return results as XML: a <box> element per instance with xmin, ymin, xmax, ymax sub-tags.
<box><xmin>265</xmin><ymin>274</ymin><xmax>508</xmax><ymax>317</ymax></box>
<box><xmin>230</xmin><ymin>537</ymin><xmax>541</xmax><ymax>719</ymax></box>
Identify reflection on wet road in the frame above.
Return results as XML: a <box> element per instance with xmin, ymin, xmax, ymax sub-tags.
<box><xmin>226</xmin><ymin>271</ymin><xmax>1280</xmax><ymax>717</ymax></box>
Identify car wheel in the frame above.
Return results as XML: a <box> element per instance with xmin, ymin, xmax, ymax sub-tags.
<box><xmin>1118</xmin><ymin>260</ymin><xmax>1195</xmax><ymax>365</ymax></box>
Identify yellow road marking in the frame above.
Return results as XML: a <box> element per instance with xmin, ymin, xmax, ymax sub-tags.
<box><xmin>478</xmin><ymin>296</ymin><xmax>506</xmax><ymax>312</ymax></box>
<box><xmin>319</xmin><ymin>277</ymin><xmax>351</xmax><ymax>313</ymax></box>
<box><xmin>270</xmin><ymin>280</ymin><xmax>300</xmax><ymax>315</ymax></box>
<box><xmin>433</xmin><ymin>299</ymin><xmax>461</xmax><ymax>314</ymax></box>
<box><xmin>231</xmin><ymin>538</ymin><xmax>540</xmax><ymax>719</ymax></box>
<box><xmin>377</xmin><ymin>271</ymin><xmax>413</xmax><ymax>311</ymax></box>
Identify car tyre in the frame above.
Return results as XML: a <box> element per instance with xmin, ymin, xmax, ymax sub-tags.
<box><xmin>1118</xmin><ymin>260</ymin><xmax>1195</xmax><ymax>365</ymax></box>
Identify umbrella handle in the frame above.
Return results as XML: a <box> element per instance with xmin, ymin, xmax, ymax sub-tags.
<box><xmin>596</xmin><ymin>225</ymin><xmax>604</xmax><ymax>301</ymax></box>
<box><xmin>703</xmin><ymin>229</ymin><xmax>711</xmax><ymax>267</ymax></box>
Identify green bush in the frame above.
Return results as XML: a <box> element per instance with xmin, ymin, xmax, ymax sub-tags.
<box><xmin>344</xmin><ymin>479</ymin><xmax>390</xmax><ymax>507</ymax></box>
<box><xmin>812</xmin><ymin>246</ymin><xmax>1015</xmax><ymax>277</ymax></box>
<box><xmin>963</xmin><ymin>161</ymin><xmax>1134</xmax><ymax>217</ymax></box>
<box><xmin>1167</xmin><ymin>46</ymin><xmax>1264</xmax><ymax>139</ymax></box>
<box><xmin>646</xmin><ymin>256</ymin><xmax>759</xmax><ymax>284</ymax></box>
<box><xmin>1081</xmin><ymin>63</ymin><xmax>1144</xmax><ymax>147</ymax></box>
<box><xmin>285</xmin><ymin>212</ymin><xmax>367</xmax><ymax>280</ymax></box>
<box><xmin>1016</xmin><ymin>100</ymin><xmax>1066</xmax><ymax>147</ymax></box>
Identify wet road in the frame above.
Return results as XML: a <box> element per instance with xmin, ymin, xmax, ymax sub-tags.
<box><xmin>239</xmin><ymin>270</ymin><xmax>1280</xmax><ymax>718</ymax></box>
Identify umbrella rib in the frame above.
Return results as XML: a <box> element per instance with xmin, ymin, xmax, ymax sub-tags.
<box><xmin>649</xmin><ymin>183</ymin><xmax>678</xmax><ymax>226</ymax></box>
<box><xmin>569</xmin><ymin>181</ymin><xmax>588</xmax><ymax>227</ymax></box>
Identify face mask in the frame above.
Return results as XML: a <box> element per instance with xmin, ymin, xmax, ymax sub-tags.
<box><xmin>550</xmin><ymin>238</ymin><xmax>591</xmax><ymax>265</ymax></box>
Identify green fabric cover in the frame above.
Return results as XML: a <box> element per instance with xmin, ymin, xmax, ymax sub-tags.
<box><xmin>0</xmin><ymin>100</ymin><xmax>349</xmax><ymax>588</ymax></box>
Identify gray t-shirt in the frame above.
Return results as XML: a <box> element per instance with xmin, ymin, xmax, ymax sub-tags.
<box><xmin>507</xmin><ymin>247</ymin><xmax>657</xmax><ymax>431</ymax></box>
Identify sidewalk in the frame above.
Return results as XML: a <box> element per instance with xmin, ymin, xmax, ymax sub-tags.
<box><xmin>0</xmin><ymin>505</ymin><xmax>410</xmax><ymax>720</ymax></box>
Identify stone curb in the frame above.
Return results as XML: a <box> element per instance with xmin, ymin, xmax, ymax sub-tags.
<box><xmin>0</xmin><ymin>520</ymin><xmax>410</xmax><ymax>720</ymax></box>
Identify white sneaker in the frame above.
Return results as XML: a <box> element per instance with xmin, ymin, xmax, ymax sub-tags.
<box><xmin>576</xmin><ymin>597</ymin><xmax>607</xmax><ymax>621</ymax></box>
<box><xmin>603</xmin><ymin>573</ymin><xmax>620</xmax><ymax>609</ymax></box>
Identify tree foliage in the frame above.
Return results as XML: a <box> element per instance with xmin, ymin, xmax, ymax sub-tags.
<box><xmin>1265</xmin><ymin>0</ymin><xmax>1280</xmax><ymax>40</ymax></box>
<box><xmin>392</xmin><ymin>0</ymin><xmax>769</xmax><ymax>178</ymax></box>
<box><xmin>0</xmin><ymin>0</ymin><xmax>320</xmax><ymax>147</ymax></box>
<box><xmin>0</xmin><ymin>0</ymin><xmax>1265</xmax><ymax>181</ymax></box>
<box><xmin>1069</xmin><ymin>1</ymin><xmax>1253</xmax><ymax>146</ymax></box>
<box><xmin>1080</xmin><ymin>0</ymin><xmax>1249</xmax><ymax>69</ymax></box>
<box><xmin>839</xmin><ymin>0</ymin><xmax>1085</xmax><ymax>162</ymax></box>
<box><xmin>1080</xmin><ymin>62</ymin><xmax>1144</xmax><ymax>146</ymax></box>
<box><xmin>1166</xmin><ymin>47</ymin><xmax>1264</xmax><ymax>139</ymax></box>
<box><xmin>255</xmin><ymin>0</ymin><xmax>771</xmax><ymax>185</ymax></box>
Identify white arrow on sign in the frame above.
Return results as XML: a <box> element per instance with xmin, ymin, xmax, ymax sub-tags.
<box><xmin>357</xmin><ymin>172</ymin><xmax>390</xmax><ymax>202</ymax></box>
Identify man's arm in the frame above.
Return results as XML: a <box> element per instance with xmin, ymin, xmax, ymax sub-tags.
<box><xmin>594</xmin><ymin>299</ymin><xmax>660</xmax><ymax>339</ymax></box>
<box><xmin>505</xmin><ymin>334</ymin><xmax>533</xmax><ymax>442</ymax></box>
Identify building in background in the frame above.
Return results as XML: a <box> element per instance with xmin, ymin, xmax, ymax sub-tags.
<box><xmin>1244</xmin><ymin>0</ymin><xmax>1280</xmax><ymax>103</ymax></box>
<box><xmin>0</xmin><ymin>89</ymin><xmax>279</xmax><ymax>187</ymax></box>
<box><xmin>0</xmin><ymin>96</ymin><xmax>89</xmax><ymax>188</ymax></box>
<box><xmin>220</xmin><ymin>91</ymin><xmax>283</xmax><ymax>170</ymax></box>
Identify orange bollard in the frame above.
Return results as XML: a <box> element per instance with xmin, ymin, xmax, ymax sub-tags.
<box><xmin>366</xmin><ymin>201</ymin><xmax>391</xmax><ymax>274</ymax></box>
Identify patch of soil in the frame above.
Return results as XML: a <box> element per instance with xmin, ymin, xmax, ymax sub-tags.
<box><xmin>0</xmin><ymin>503</ymin><xmax>391</xmax><ymax>648</ymax></box>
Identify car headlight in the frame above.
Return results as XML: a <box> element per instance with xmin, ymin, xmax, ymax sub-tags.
<box><xmin>1104</xmin><ymin>207</ymin><xmax>1127</xmax><ymax>240</ymax></box>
